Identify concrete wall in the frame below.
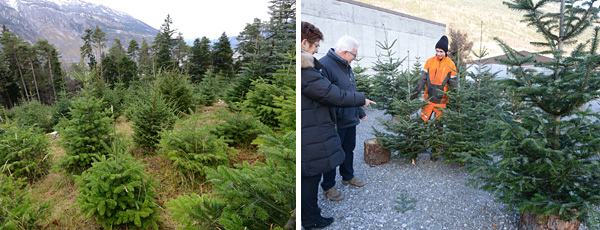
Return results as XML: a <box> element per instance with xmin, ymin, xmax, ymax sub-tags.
<box><xmin>301</xmin><ymin>0</ymin><xmax>446</xmax><ymax>73</ymax></box>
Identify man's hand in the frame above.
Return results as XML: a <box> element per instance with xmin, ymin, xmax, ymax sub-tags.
<box><xmin>361</xmin><ymin>116</ymin><xmax>367</xmax><ymax>121</ymax></box>
<box><xmin>410</xmin><ymin>93</ymin><xmax>418</xmax><ymax>100</ymax></box>
<box><xmin>363</xmin><ymin>99</ymin><xmax>376</xmax><ymax>108</ymax></box>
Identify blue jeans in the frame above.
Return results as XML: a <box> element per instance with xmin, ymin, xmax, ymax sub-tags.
<box><xmin>321</xmin><ymin>126</ymin><xmax>356</xmax><ymax>191</ymax></box>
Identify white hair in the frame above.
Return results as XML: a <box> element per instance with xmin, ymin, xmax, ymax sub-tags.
<box><xmin>334</xmin><ymin>35</ymin><xmax>359</xmax><ymax>52</ymax></box>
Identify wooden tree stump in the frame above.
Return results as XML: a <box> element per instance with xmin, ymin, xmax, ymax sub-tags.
<box><xmin>519</xmin><ymin>211</ymin><xmax>580</xmax><ymax>230</ymax></box>
<box><xmin>364</xmin><ymin>138</ymin><xmax>390</xmax><ymax>166</ymax></box>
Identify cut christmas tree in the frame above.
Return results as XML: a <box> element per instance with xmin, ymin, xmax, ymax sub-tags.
<box><xmin>461</xmin><ymin>0</ymin><xmax>600</xmax><ymax>228</ymax></box>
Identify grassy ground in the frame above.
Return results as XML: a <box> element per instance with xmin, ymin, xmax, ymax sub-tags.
<box><xmin>27</xmin><ymin>105</ymin><xmax>264</xmax><ymax>229</ymax></box>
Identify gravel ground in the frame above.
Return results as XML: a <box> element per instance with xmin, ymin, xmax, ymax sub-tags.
<box><xmin>313</xmin><ymin>108</ymin><xmax>570</xmax><ymax>230</ymax></box>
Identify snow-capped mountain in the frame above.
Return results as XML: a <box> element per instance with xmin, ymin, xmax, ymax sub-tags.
<box><xmin>0</xmin><ymin>0</ymin><xmax>158</xmax><ymax>62</ymax></box>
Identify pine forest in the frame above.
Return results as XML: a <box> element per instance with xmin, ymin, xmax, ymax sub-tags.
<box><xmin>0</xmin><ymin>0</ymin><xmax>295</xmax><ymax>229</ymax></box>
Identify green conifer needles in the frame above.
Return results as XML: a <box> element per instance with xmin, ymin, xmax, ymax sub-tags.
<box><xmin>76</xmin><ymin>153</ymin><xmax>161</xmax><ymax>230</ymax></box>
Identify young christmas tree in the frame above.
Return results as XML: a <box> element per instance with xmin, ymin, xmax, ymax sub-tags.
<box><xmin>461</xmin><ymin>0</ymin><xmax>600</xmax><ymax>228</ymax></box>
<box><xmin>128</xmin><ymin>73</ymin><xmax>176</xmax><ymax>151</ymax></box>
<box><xmin>439</xmin><ymin>46</ymin><xmax>502</xmax><ymax>162</ymax></box>
<box><xmin>167</xmin><ymin>124</ymin><xmax>295</xmax><ymax>229</ymax></box>
<box><xmin>371</xmin><ymin>33</ymin><xmax>432</xmax><ymax>162</ymax></box>
<box><xmin>58</xmin><ymin>90</ymin><xmax>112</xmax><ymax>174</ymax></box>
<box><xmin>0</xmin><ymin>120</ymin><xmax>50</xmax><ymax>182</ymax></box>
<box><xmin>76</xmin><ymin>144</ymin><xmax>161</xmax><ymax>230</ymax></box>
<box><xmin>353</xmin><ymin>58</ymin><xmax>373</xmax><ymax>99</ymax></box>
<box><xmin>369</xmin><ymin>29</ymin><xmax>407</xmax><ymax>113</ymax></box>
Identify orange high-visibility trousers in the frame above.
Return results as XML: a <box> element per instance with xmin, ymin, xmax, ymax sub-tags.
<box><xmin>420</xmin><ymin>102</ymin><xmax>447</xmax><ymax>121</ymax></box>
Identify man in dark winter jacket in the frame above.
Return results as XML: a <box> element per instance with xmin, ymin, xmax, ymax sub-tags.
<box><xmin>319</xmin><ymin>35</ymin><xmax>368</xmax><ymax>201</ymax></box>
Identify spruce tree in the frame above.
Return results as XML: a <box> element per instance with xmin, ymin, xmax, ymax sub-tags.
<box><xmin>187</xmin><ymin>36</ymin><xmax>212</xmax><ymax>82</ymax></box>
<box><xmin>353</xmin><ymin>58</ymin><xmax>373</xmax><ymax>99</ymax></box>
<box><xmin>128</xmin><ymin>74</ymin><xmax>176</xmax><ymax>151</ymax></box>
<box><xmin>241</xmin><ymin>52</ymin><xmax>295</xmax><ymax>128</ymax></box>
<box><xmin>227</xmin><ymin>18</ymin><xmax>271</xmax><ymax>104</ymax></box>
<box><xmin>157</xmin><ymin>71</ymin><xmax>195</xmax><ymax>116</ymax></box>
<box><xmin>80</xmin><ymin>28</ymin><xmax>96</xmax><ymax>69</ymax></box>
<box><xmin>159</xmin><ymin>113</ymin><xmax>234</xmax><ymax>182</ymax></box>
<box><xmin>0</xmin><ymin>174</ymin><xmax>51</xmax><ymax>229</ymax></box>
<box><xmin>196</xmin><ymin>69</ymin><xmax>227</xmax><ymax>106</ymax></box>
<box><xmin>265</xmin><ymin>0</ymin><xmax>295</xmax><ymax>69</ymax></box>
<box><xmin>372</xmin><ymin>56</ymin><xmax>432</xmax><ymax>162</ymax></box>
<box><xmin>0</xmin><ymin>120</ymin><xmax>50</xmax><ymax>182</ymax></box>
<box><xmin>461</xmin><ymin>0</ymin><xmax>600</xmax><ymax>227</ymax></box>
<box><xmin>369</xmin><ymin>31</ymin><xmax>407</xmax><ymax>114</ymax></box>
<box><xmin>58</xmin><ymin>90</ymin><xmax>112</xmax><ymax>174</ymax></box>
<box><xmin>76</xmin><ymin>149</ymin><xmax>161</xmax><ymax>230</ymax></box>
<box><xmin>442</xmin><ymin>46</ymin><xmax>501</xmax><ymax>162</ymax></box>
<box><xmin>138</xmin><ymin>38</ymin><xmax>152</xmax><ymax>76</ymax></box>
<box><xmin>127</xmin><ymin>39</ymin><xmax>139</xmax><ymax>61</ymax></box>
<box><xmin>167</xmin><ymin>125</ymin><xmax>295</xmax><ymax>230</ymax></box>
<box><xmin>155</xmin><ymin>15</ymin><xmax>176</xmax><ymax>71</ymax></box>
<box><xmin>212</xmin><ymin>32</ymin><xmax>234</xmax><ymax>78</ymax></box>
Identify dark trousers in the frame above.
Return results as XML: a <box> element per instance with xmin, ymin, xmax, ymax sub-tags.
<box><xmin>321</xmin><ymin>126</ymin><xmax>356</xmax><ymax>191</ymax></box>
<box><xmin>301</xmin><ymin>173</ymin><xmax>323</xmax><ymax>227</ymax></box>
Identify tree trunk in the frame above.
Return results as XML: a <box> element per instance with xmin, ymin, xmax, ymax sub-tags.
<box><xmin>14</xmin><ymin>54</ymin><xmax>30</xmax><ymax>102</ymax></box>
<box><xmin>364</xmin><ymin>138</ymin><xmax>391</xmax><ymax>166</ymax></box>
<box><xmin>28</xmin><ymin>57</ymin><xmax>41</xmax><ymax>102</ymax></box>
<box><xmin>47</xmin><ymin>51</ymin><xmax>56</xmax><ymax>100</ymax></box>
<box><xmin>519</xmin><ymin>211</ymin><xmax>580</xmax><ymax>230</ymax></box>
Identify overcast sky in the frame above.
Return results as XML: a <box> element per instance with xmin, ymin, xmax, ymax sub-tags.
<box><xmin>83</xmin><ymin>0</ymin><xmax>272</xmax><ymax>40</ymax></box>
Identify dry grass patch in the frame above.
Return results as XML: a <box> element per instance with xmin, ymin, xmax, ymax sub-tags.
<box><xmin>30</xmin><ymin>138</ymin><xmax>101</xmax><ymax>229</ymax></box>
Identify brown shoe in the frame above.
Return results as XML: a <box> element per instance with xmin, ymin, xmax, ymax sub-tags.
<box><xmin>323</xmin><ymin>187</ymin><xmax>343</xmax><ymax>201</ymax></box>
<box><xmin>342</xmin><ymin>177</ymin><xmax>366</xmax><ymax>187</ymax></box>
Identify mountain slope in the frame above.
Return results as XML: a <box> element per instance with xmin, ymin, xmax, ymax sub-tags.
<box><xmin>0</xmin><ymin>0</ymin><xmax>158</xmax><ymax>62</ymax></box>
<box><xmin>356</xmin><ymin>0</ymin><xmax>595</xmax><ymax>57</ymax></box>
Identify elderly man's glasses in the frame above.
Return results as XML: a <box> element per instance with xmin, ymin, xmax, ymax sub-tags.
<box><xmin>347</xmin><ymin>51</ymin><xmax>357</xmax><ymax>60</ymax></box>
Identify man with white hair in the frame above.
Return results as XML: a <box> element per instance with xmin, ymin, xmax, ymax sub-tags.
<box><xmin>318</xmin><ymin>35</ymin><xmax>367</xmax><ymax>201</ymax></box>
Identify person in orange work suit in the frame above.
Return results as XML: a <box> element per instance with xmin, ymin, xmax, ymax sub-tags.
<box><xmin>410</xmin><ymin>35</ymin><xmax>457</xmax><ymax>122</ymax></box>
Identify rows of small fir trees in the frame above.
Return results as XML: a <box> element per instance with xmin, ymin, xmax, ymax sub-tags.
<box><xmin>0</xmin><ymin>0</ymin><xmax>295</xmax><ymax>229</ymax></box>
<box><xmin>363</xmin><ymin>0</ymin><xmax>600</xmax><ymax>228</ymax></box>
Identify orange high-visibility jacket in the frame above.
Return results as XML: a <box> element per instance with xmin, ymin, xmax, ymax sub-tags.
<box><xmin>411</xmin><ymin>56</ymin><xmax>458</xmax><ymax>104</ymax></box>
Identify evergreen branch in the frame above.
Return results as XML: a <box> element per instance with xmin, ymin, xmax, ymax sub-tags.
<box><xmin>562</xmin><ymin>0</ymin><xmax>598</xmax><ymax>39</ymax></box>
<box><xmin>495</xmin><ymin>38</ymin><xmax>554</xmax><ymax>115</ymax></box>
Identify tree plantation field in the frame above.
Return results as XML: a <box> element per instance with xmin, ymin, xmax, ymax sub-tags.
<box><xmin>22</xmin><ymin>106</ymin><xmax>266</xmax><ymax>229</ymax></box>
<box><xmin>1</xmin><ymin>0</ymin><xmax>295</xmax><ymax>229</ymax></box>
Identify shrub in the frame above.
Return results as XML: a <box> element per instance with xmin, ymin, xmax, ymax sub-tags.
<box><xmin>0</xmin><ymin>174</ymin><xmax>51</xmax><ymax>229</ymax></box>
<box><xmin>196</xmin><ymin>69</ymin><xmax>227</xmax><ymax>106</ymax></box>
<box><xmin>208</xmin><ymin>110</ymin><xmax>263</xmax><ymax>147</ymax></box>
<box><xmin>241</xmin><ymin>52</ymin><xmax>294</xmax><ymax>129</ymax></box>
<box><xmin>159</xmin><ymin>115</ymin><xmax>234</xmax><ymax>181</ymax></box>
<box><xmin>167</xmin><ymin>126</ymin><xmax>295</xmax><ymax>229</ymax></box>
<box><xmin>7</xmin><ymin>100</ymin><xmax>53</xmax><ymax>133</ymax></box>
<box><xmin>157</xmin><ymin>71</ymin><xmax>195</xmax><ymax>116</ymax></box>
<box><xmin>128</xmin><ymin>83</ymin><xmax>176</xmax><ymax>151</ymax></box>
<box><xmin>76</xmin><ymin>150</ymin><xmax>161</xmax><ymax>230</ymax></box>
<box><xmin>58</xmin><ymin>91</ymin><xmax>112</xmax><ymax>174</ymax></box>
<box><xmin>0</xmin><ymin>122</ymin><xmax>50</xmax><ymax>182</ymax></box>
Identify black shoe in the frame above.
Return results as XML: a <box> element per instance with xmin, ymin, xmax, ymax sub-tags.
<box><xmin>304</xmin><ymin>217</ymin><xmax>334</xmax><ymax>230</ymax></box>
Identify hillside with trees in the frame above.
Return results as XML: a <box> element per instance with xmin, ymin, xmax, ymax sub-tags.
<box><xmin>0</xmin><ymin>0</ymin><xmax>296</xmax><ymax>229</ymax></box>
<box><xmin>357</xmin><ymin>0</ymin><xmax>598</xmax><ymax>57</ymax></box>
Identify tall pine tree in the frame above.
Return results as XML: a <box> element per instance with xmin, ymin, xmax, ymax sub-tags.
<box><xmin>154</xmin><ymin>15</ymin><xmax>176</xmax><ymax>71</ymax></box>
<box><xmin>187</xmin><ymin>36</ymin><xmax>212</xmax><ymax>82</ymax></box>
<box><xmin>212</xmin><ymin>32</ymin><xmax>234</xmax><ymax>79</ymax></box>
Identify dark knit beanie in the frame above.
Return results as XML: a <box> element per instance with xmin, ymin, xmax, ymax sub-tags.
<box><xmin>436</xmin><ymin>35</ymin><xmax>449</xmax><ymax>56</ymax></box>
